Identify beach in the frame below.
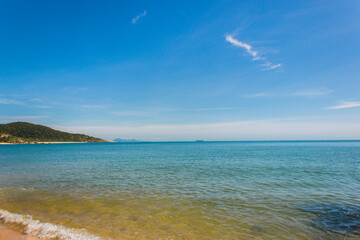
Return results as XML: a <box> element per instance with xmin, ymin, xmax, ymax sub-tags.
<box><xmin>0</xmin><ymin>224</ymin><xmax>38</xmax><ymax>240</ymax></box>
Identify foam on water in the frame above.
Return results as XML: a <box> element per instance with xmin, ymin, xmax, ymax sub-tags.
<box><xmin>0</xmin><ymin>209</ymin><xmax>101</xmax><ymax>240</ymax></box>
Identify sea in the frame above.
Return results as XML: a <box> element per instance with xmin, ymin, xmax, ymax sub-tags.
<box><xmin>0</xmin><ymin>141</ymin><xmax>359</xmax><ymax>240</ymax></box>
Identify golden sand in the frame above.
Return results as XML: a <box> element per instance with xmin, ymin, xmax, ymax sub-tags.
<box><xmin>0</xmin><ymin>224</ymin><xmax>38</xmax><ymax>240</ymax></box>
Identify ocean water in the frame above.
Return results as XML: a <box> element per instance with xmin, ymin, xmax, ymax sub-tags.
<box><xmin>0</xmin><ymin>141</ymin><xmax>360</xmax><ymax>240</ymax></box>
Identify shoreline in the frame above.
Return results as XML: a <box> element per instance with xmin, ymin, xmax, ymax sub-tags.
<box><xmin>0</xmin><ymin>209</ymin><xmax>101</xmax><ymax>240</ymax></box>
<box><xmin>0</xmin><ymin>224</ymin><xmax>38</xmax><ymax>240</ymax></box>
<box><xmin>0</xmin><ymin>141</ymin><xmax>112</xmax><ymax>145</ymax></box>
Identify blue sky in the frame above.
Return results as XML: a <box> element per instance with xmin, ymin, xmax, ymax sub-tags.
<box><xmin>1</xmin><ymin>0</ymin><xmax>360</xmax><ymax>140</ymax></box>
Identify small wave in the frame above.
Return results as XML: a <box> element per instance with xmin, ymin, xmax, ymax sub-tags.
<box><xmin>0</xmin><ymin>186</ymin><xmax>35</xmax><ymax>192</ymax></box>
<box><xmin>0</xmin><ymin>209</ymin><xmax>101</xmax><ymax>240</ymax></box>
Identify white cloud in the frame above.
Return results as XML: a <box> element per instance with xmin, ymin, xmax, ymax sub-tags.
<box><xmin>262</xmin><ymin>62</ymin><xmax>281</xmax><ymax>70</ymax></box>
<box><xmin>225</xmin><ymin>35</ymin><xmax>259</xmax><ymax>60</ymax></box>
<box><xmin>58</xmin><ymin>120</ymin><xmax>360</xmax><ymax>141</ymax></box>
<box><xmin>292</xmin><ymin>89</ymin><xmax>333</xmax><ymax>97</ymax></box>
<box><xmin>111</xmin><ymin>107</ymin><xmax>244</xmax><ymax>116</ymax></box>
<box><xmin>157</xmin><ymin>107</ymin><xmax>244</xmax><ymax>112</ymax></box>
<box><xmin>81</xmin><ymin>105</ymin><xmax>104</xmax><ymax>109</ymax></box>
<box><xmin>245</xmin><ymin>93</ymin><xmax>274</xmax><ymax>98</ymax></box>
<box><xmin>111</xmin><ymin>111</ymin><xmax>153</xmax><ymax>117</ymax></box>
<box><xmin>246</xmin><ymin>89</ymin><xmax>333</xmax><ymax>98</ymax></box>
<box><xmin>0</xmin><ymin>98</ymin><xmax>24</xmax><ymax>105</ymax></box>
<box><xmin>192</xmin><ymin>107</ymin><xmax>243</xmax><ymax>111</ymax></box>
<box><xmin>132</xmin><ymin>10</ymin><xmax>147</xmax><ymax>24</ymax></box>
<box><xmin>225</xmin><ymin>34</ymin><xmax>281</xmax><ymax>71</ymax></box>
<box><xmin>0</xmin><ymin>115</ymin><xmax>48</xmax><ymax>121</ymax></box>
<box><xmin>327</xmin><ymin>101</ymin><xmax>360</xmax><ymax>110</ymax></box>
<box><xmin>33</xmin><ymin>105</ymin><xmax>51</xmax><ymax>109</ymax></box>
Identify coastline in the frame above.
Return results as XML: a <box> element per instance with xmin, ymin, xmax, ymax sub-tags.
<box><xmin>0</xmin><ymin>224</ymin><xmax>38</xmax><ymax>240</ymax></box>
<box><xmin>0</xmin><ymin>141</ymin><xmax>112</xmax><ymax>145</ymax></box>
<box><xmin>0</xmin><ymin>209</ymin><xmax>101</xmax><ymax>240</ymax></box>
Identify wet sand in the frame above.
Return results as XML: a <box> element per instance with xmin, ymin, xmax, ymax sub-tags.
<box><xmin>0</xmin><ymin>224</ymin><xmax>38</xmax><ymax>240</ymax></box>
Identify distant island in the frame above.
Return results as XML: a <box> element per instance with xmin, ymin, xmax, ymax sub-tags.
<box><xmin>113</xmin><ymin>138</ymin><xmax>141</xmax><ymax>142</ymax></box>
<box><xmin>0</xmin><ymin>122</ymin><xmax>107</xmax><ymax>144</ymax></box>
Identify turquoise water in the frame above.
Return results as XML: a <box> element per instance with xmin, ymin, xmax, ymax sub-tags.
<box><xmin>0</xmin><ymin>141</ymin><xmax>360</xmax><ymax>239</ymax></box>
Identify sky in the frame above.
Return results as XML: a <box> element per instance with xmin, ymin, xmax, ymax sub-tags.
<box><xmin>1</xmin><ymin>0</ymin><xmax>360</xmax><ymax>141</ymax></box>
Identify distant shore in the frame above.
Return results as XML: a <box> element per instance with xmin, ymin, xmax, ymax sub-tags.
<box><xmin>0</xmin><ymin>141</ymin><xmax>113</xmax><ymax>145</ymax></box>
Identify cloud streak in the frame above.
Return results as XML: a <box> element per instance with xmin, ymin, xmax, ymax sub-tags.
<box><xmin>58</xmin><ymin>120</ymin><xmax>360</xmax><ymax>141</ymax></box>
<box><xmin>225</xmin><ymin>34</ymin><xmax>281</xmax><ymax>70</ymax></box>
<box><xmin>245</xmin><ymin>93</ymin><xmax>274</xmax><ymax>98</ymax></box>
<box><xmin>0</xmin><ymin>98</ymin><xmax>24</xmax><ymax>105</ymax></box>
<box><xmin>225</xmin><ymin>35</ymin><xmax>259</xmax><ymax>60</ymax></box>
<box><xmin>81</xmin><ymin>105</ymin><xmax>105</xmax><ymax>109</ymax></box>
<box><xmin>0</xmin><ymin>115</ymin><xmax>48</xmax><ymax>121</ymax></box>
<box><xmin>32</xmin><ymin>105</ymin><xmax>51</xmax><ymax>109</ymax></box>
<box><xmin>132</xmin><ymin>10</ymin><xmax>147</xmax><ymax>24</ymax></box>
<box><xmin>292</xmin><ymin>89</ymin><xmax>334</xmax><ymax>97</ymax></box>
<box><xmin>111</xmin><ymin>107</ymin><xmax>244</xmax><ymax>117</ymax></box>
<box><xmin>246</xmin><ymin>89</ymin><xmax>333</xmax><ymax>98</ymax></box>
<box><xmin>327</xmin><ymin>101</ymin><xmax>360</xmax><ymax>110</ymax></box>
<box><xmin>111</xmin><ymin>111</ymin><xmax>152</xmax><ymax>117</ymax></box>
<box><xmin>262</xmin><ymin>62</ymin><xmax>281</xmax><ymax>71</ymax></box>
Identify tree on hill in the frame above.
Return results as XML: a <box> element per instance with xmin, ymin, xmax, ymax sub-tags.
<box><xmin>0</xmin><ymin>122</ymin><xmax>106</xmax><ymax>143</ymax></box>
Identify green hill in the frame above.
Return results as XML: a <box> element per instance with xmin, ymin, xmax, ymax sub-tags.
<box><xmin>0</xmin><ymin>122</ymin><xmax>107</xmax><ymax>143</ymax></box>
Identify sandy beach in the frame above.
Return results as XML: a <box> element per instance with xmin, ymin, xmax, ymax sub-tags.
<box><xmin>0</xmin><ymin>224</ymin><xmax>38</xmax><ymax>240</ymax></box>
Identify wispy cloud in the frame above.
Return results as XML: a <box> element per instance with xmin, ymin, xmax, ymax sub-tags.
<box><xmin>0</xmin><ymin>98</ymin><xmax>24</xmax><ymax>105</ymax></box>
<box><xmin>191</xmin><ymin>107</ymin><xmax>243</xmax><ymax>111</ymax></box>
<box><xmin>225</xmin><ymin>35</ymin><xmax>259</xmax><ymax>60</ymax></box>
<box><xmin>132</xmin><ymin>10</ymin><xmax>147</xmax><ymax>24</ymax></box>
<box><xmin>245</xmin><ymin>93</ymin><xmax>274</xmax><ymax>98</ymax></box>
<box><xmin>225</xmin><ymin>34</ymin><xmax>281</xmax><ymax>70</ymax></box>
<box><xmin>262</xmin><ymin>62</ymin><xmax>281</xmax><ymax>70</ymax></box>
<box><xmin>32</xmin><ymin>105</ymin><xmax>51</xmax><ymax>109</ymax></box>
<box><xmin>59</xmin><ymin>119</ymin><xmax>360</xmax><ymax>141</ymax></box>
<box><xmin>81</xmin><ymin>105</ymin><xmax>105</xmax><ymax>109</ymax></box>
<box><xmin>246</xmin><ymin>89</ymin><xmax>333</xmax><ymax>98</ymax></box>
<box><xmin>292</xmin><ymin>89</ymin><xmax>334</xmax><ymax>97</ymax></box>
<box><xmin>112</xmin><ymin>111</ymin><xmax>152</xmax><ymax>117</ymax></box>
<box><xmin>111</xmin><ymin>107</ymin><xmax>243</xmax><ymax>117</ymax></box>
<box><xmin>0</xmin><ymin>115</ymin><xmax>48</xmax><ymax>121</ymax></box>
<box><xmin>154</xmin><ymin>107</ymin><xmax>244</xmax><ymax>112</ymax></box>
<box><xmin>327</xmin><ymin>101</ymin><xmax>360</xmax><ymax>110</ymax></box>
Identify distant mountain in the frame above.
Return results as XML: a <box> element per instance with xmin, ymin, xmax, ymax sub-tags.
<box><xmin>113</xmin><ymin>138</ymin><xmax>141</xmax><ymax>142</ymax></box>
<box><xmin>0</xmin><ymin>122</ymin><xmax>107</xmax><ymax>143</ymax></box>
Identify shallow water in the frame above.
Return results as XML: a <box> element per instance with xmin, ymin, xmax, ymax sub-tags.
<box><xmin>0</xmin><ymin>141</ymin><xmax>360</xmax><ymax>239</ymax></box>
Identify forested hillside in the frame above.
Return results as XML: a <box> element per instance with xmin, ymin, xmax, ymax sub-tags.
<box><xmin>0</xmin><ymin>122</ymin><xmax>106</xmax><ymax>143</ymax></box>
